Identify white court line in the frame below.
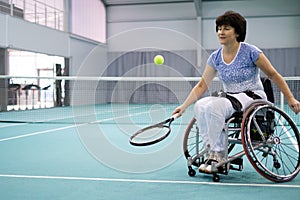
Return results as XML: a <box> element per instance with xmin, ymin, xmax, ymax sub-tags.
<box><xmin>0</xmin><ymin>174</ymin><xmax>299</xmax><ymax>188</ymax></box>
<box><xmin>0</xmin><ymin>125</ymin><xmax>76</xmax><ymax>142</ymax></box>
<box><xmin>0</xmin><ymin>123</ymin><xmax>25</xmax><ymax>128</ymax></box>
<box><xmin>0</xmin><ymin>108</ymin><xmax>160</xmax><ymax>142</ymax></box>
<box><xmin>0</xmin><ymin>105</ymin><xmax>148</xmax><ymax>129</ymax></box>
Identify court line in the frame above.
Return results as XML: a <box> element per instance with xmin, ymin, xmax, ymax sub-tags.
<box><xmin>0</xmin><ymin>107</ymin><xmax>161</xmax><ymax>142</ymax></box>
<box><xmin>0</xmin><ymin>174</ymin><xmax>299</xmax><ymax>188</ymax></box>
<box><xmin>0</xmin><ymin>105</ymin><xmax>148</xmax><ymax>128</ymax></box>
<box><xmin>0</xmin><ymin>123</ymin><xmax>25</xmax><ymax>128</ymax></box>
<box><xmin>0</xmin><ymin>125</ymin><xmax>76</xmax><ymax>142</ymax></box>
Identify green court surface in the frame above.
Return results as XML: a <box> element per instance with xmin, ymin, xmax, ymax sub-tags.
<box><xmin>0</xmin><ymin>105</ymin><xmax>299</xmax><ymax>200</ymax></box>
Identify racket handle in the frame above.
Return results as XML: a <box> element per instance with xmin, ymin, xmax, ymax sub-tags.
<box><xmin>171</xmin><ymin>113</ymin><xmax>179</xmax><ymax>120</ymax></box>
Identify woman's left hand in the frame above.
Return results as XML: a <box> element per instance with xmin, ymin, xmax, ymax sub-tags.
<box><xmin>288</xmin><ymin>98</ymin><xmax>300</xmax><ymax>114</ymax></box>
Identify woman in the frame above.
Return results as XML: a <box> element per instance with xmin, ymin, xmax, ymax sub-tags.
<box><xmin>172</xmin><ymin>11</ymin><xmax>300</xmax><ymax>173</ymax></box>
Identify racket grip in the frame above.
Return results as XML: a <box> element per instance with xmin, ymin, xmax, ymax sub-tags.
<box><xmin>171</xmin><ymin>113</ymin><xmax>179</xmax><ymax>120</ymax></box>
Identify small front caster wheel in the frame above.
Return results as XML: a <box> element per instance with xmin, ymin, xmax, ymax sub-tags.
<box><xmin>274</xmin><ymin>161</ymin><xmax>281</xmax><ymax>169</ymax></box>
<box><xmin>213</xmin><ymin>174</ymin><xmax>220</xmax><ymax>182</ymax></box>
<box><xmin>188</xmin><ymin>168</ymin><xmax>196</xmax><ymax>177</ymax></box>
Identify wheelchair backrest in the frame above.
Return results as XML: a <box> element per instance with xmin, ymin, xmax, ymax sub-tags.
<box><xmin>261</xmin><ymin>77</ymin><xmax>275</xmax><ymax>103</ymax></box>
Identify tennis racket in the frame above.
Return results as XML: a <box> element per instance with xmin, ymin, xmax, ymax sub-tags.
<box><xmin>129</xmin><ymin>113</ymin><xmax>179</xmax><ymax>146</ymax></box>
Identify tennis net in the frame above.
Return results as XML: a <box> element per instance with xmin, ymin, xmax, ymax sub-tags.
<box><xmin>0</xmin><ymin>75</ymin><xmax>299</xmax><ymax>125</ymax></box>
<box><xmin>0</xmin><ymin>76</ymin><xmax>206</xmax><ymax>125</ymax></box>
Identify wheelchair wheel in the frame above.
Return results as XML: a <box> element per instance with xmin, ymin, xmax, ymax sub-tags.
<box><xmin>183</xmin><ymin>118</ymin><xmax>240</xmax><ymax>168</ymax></box>
<box><xmin>242</xmin><ymin>102</ymin><xmax>300</xmax><ymax>182</ymax></box>
<box><xmin>183</xmin><ymin>118</ymin><xmax>202</xmax><ymax>167</ymax></box>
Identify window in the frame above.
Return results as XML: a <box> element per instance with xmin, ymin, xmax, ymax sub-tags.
<box><xmin>71</xmin><ymin>0</ymin><xmax>106</xmax><ymax>43</ymax></box>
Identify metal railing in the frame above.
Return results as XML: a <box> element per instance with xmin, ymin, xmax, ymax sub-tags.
<box><xmin>0</xmin><ymin>0</ymin><xmax>64</xmax><ymax>31</ymax></box>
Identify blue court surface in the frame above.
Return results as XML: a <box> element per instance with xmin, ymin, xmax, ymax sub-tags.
<box><xmin>0</xmin><ymin>105</ymin><xmax>299</xmax><ymax>200</ymax></box>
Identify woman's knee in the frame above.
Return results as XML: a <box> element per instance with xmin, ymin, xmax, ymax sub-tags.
<box><xmin>194</xmin><ymin>97</ymin><xmax>213</xmax><ymax>115</ymax></box>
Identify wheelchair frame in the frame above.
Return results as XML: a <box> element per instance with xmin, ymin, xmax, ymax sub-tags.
<box><xmin>183</xmin><ymin>100</ymin><xmax>300</xmax><ymax>182</ymax></box>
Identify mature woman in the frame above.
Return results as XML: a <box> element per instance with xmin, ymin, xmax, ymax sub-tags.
<box><xmin>173</xmin><ymin>10</ymin><xmax>300</xmax><ymax>173</ymax></box>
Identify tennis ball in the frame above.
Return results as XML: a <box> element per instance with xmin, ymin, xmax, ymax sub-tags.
<box><xmin>154</xmin><ymin>55</ymin><xmax>164</xmax><ymax>65</ymax></box>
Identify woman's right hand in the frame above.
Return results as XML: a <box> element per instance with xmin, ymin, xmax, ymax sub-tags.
<box><xmin>172</xmin><ymin>105</ymin><xmax>185</xmax><ymax>118</ymax></box>
<box><xmin>288</xmin><ymin>98</ymin><xmax>300</xmax><ymax>115</ymax></box>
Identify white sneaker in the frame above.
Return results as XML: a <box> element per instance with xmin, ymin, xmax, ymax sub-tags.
<box><xmin>204</xmin><ymin>151</ymin><xmax>227</xmax><ymax>173</ymax></box>
<box><xmin>198</xmin><ymin>163</ymin><xmax>208</xmax><ymax>172</ymax></box>
<box><xmin>204</xmin><ymin>160</ymin><xmax>218</xmax><ymax>173</ymax></box>
<box><xmin>198</xmin><ymin>151</ymin><xmax>215</xmax><ymax>172</ymax></box>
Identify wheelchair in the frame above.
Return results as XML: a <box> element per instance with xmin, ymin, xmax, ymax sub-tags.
<box><xmin>183</xmin><ymin>79</ymin><xmax>300</xmax><ymax>182</ymax></box>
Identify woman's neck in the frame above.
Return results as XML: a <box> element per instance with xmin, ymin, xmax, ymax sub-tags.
<box><xmin>222</xmin><ymin>41</ymin><xmax>241</xmax><ymax>64</ymax></box>
<box><xmin>223</xmin><ymin>41</ymin><xmax>240</xmax><ymax>54</ymax></box>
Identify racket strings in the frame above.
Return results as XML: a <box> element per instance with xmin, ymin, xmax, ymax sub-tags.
<box><xmin>129</xmin><ymin>115</ymin><xmax>177</xmax><ymax>146</ymax></box>
<box><xmin>132</xmin><ymin>126</ymin><xmax>169</xmax><ymax>141</ymax></box>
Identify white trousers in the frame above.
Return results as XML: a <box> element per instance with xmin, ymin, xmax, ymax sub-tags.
<box><xmin>194</xmin><ymin>90</ymin><xmax>267</xmax><ymax>152</ymax></box>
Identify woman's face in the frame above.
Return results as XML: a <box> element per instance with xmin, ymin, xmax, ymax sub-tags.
<box><xmin>217</xmin><ymin>25</ymin><xmax>238</xmax><ymax>45</ymax></box>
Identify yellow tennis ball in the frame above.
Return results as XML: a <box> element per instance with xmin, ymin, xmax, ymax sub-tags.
<box><xmin>154</xmin><ymin>55</ymin><xmax>164</xmax><ymax>65</ymax></box>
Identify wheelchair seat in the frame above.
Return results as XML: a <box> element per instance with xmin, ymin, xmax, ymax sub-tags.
<box><xmin>226</xmin><ymin>77</ymin><xmax>274</xmax><ymax>121</ymax></box>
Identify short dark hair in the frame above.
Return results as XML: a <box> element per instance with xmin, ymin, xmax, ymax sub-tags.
<box><xmin>215</xmin><ymin>11</ymin><xmax>247</xmax><ymax>42</ymax></box>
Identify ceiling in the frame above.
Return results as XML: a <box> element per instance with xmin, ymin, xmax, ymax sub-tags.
<box><xmin>102</xmin><ymin>0</ymin><xmax>202</xmax><ymax>15</ymax></box>
<box><xmin>101</xmin><ymin>0</ymin><xmax>230</xmax><ymax>5</ymax></box>
<box><xmin>102</xmin><ymin>0</ymin><xmax>194</xmax><ymax>6</ymax></box>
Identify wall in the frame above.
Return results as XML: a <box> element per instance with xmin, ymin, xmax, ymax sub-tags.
<box><xmin>0</xmin><ymin>13</ymin><xmax>108</xmax><ymax>107</ymax></box>
<box><xmin>107</xmin><ymin>0</ymin><xmax>300</xmax><ymax>50</ymax></box>
<box><xmin>107</xmin><ymin>2</ymin><xmax>198</xmax><ymax>52</ymax></box>
<box><xmin>68</xmin><ymin>34</ymin><xmax>107</xmax><ymax>76</ymax></box>
<box><xmin>202</xmin><ymin>0</ymin><xmax>300</xmax><ymax>49</ymax></box>
<box><xmin>0</xmin><ymin>14</ymin><xmax>69</xmax><ymax>56</ymax></box>
<box><xmin>0</xmin><ymin>13</ymin><xmax>108</xmax><ymax>77</ymax></box>
<box><xmin>1</xmin><ymin>0</ymin><xmax>298</xmax><ymax>75</ymax></box>
<box><xmin>106</xmin><ymin>0</ymin><xmax>300</xmax><ymax>78</ymax></box>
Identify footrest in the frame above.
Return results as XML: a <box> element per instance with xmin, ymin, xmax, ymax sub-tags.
<box><xmin>229</xmin><ymin>158</ymin><xmax>243</xmax><ymax>171</ymax></box>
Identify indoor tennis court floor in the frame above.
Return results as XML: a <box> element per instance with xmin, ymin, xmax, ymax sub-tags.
<box><xmin>0</xmin><ymin>106</ymin><xmax>300</xmax><ymax>200</ymax></box>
